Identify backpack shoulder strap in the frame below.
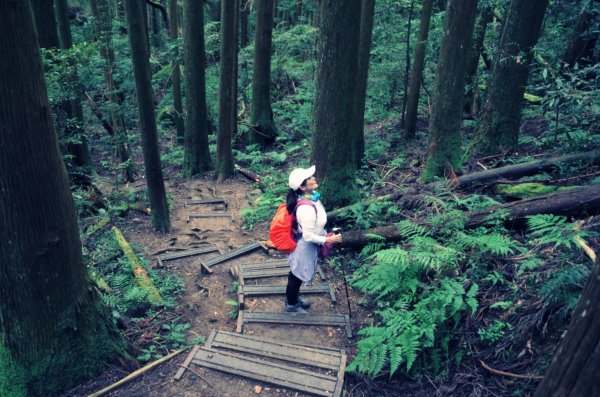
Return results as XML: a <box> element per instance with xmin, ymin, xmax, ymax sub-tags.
<box><xmin>294</xmin><ymin>199</ymin><xmax>317</xmax><ymax>215</ymax></box>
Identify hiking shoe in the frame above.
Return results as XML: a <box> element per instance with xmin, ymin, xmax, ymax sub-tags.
<box><xmin>284</xmin><ymin>302</ymin><xmax>308</xmax><ymax>314</ymax></box>
<box><xmin>297</xmin><ymin>295</ymin><xmax>311</xmax><ymax>309</ymax></box>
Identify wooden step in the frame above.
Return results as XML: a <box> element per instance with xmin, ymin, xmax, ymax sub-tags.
<box><xmin>200</xmin><ymin>241</ymin><xmax>266</xmax><ymax>274</ymax></box>
<box><xmin>237</xmin><ymin>311</ymin><xmax>352</xmax><ymax>338</ymax></box>
<box><xmin>206</xmin><ymin>329</ymin><xmax>344</xmax><ymax>370</ymax></box>
<box><xmin>184</xmin><ymin>198</ymin><xmax>228</xmax><ymax>208</ymax></box>
<box><xmin>237</xmin><ymin>283</ymin><xmax>336</xmax><ymax>308</ymax></box>
<box><xmin>191</xmin><ymin>347</ymin><xmax>343</xmax><ymax>396</ymax></box>
<box><xmin>156</xmin><ymin>245</ymin><xmax>219</xmax><ymax>266</ymax></box>
<box><xmin>234</xmin><ymin>260</ymin><xmax>327</xmax><ymax>283</ymax></box>
<box><xmin>187</xmin><ymin>212</ymin><xmax>233</xmax><ymax>221</ymax></box>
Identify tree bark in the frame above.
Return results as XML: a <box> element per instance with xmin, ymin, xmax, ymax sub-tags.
<box><xmin>90</xmin><ymin>0</ymin><xmax>135</xmax><ymax>182</ymax></box>
<box><xmin>0</xmin><ymin>2</ymin><xmax>125</xmax><ymax>395</ymax></box>
<box><xmin>250</xmin><ymin>0</ymin><xmax>276</xmax><ymax>146</ymax></box>
<box><xmin>452</xmin><ymin>151</ymin><xmax>600</xmax><ymax>190</ymax></box>
<box><xmin>563</xmin><ymin>0</ymin><xmax>598</xmax><ymax>67</ymax></box>
<box><xmin>465</xmin><ymin>185</ymin><xmax>600</xmax><ymax>229</ymax></box>
<box><xmin>31</xmin><ymin>0</ymin><xmax>60</xmax><ymax>49</ymax></box>
<box><xmin>464</xmin><ymin>6</ymin><xmax>493</xmax><ymax>114</ymax></box>
<box><xmin>422</xmin><ymin>0</ymin><xmax>478</xmax><ymax>182</ymax></box>
<box><xmin>55</xmin><ymin>0</ymin><xmax>93</xmax><ymax>183</ymax></box>
<box><xmin>124</xmin><ymin>0</ymin><xmax>171</xmax><ymax>232</ymax></box>
<box><xmin>182</xmin><ymin>0</ymin><xmax>212</xmax><ymax>175</ymax></box>
<box><xmin>352</xmin><ymin>0</ymin><xmax>376</xmax><ymax>166</ymax></box>
<box><xmin>403</xmin><ymin>0</ymin><xmax>434</xmax><ymax>139</ymax></box>
<box><xmin>400</xmin><ymin>0</ymin><xmax>415</xmax><ymax>133</ymax></box>
<box><xmin>534</xmin><ymin>255</ymin><xmax>600</xmax><ymax>396</ymax></box>
<box><xmin>240</xmin><ymin>0</ymin><xmax>250</xmax><ymax>48</ymax></box>
<box><xmin>475</xmin><ymin>0</ymin><xmax>549</xmax><ymax>155</ymax></box>
<box><xmin>215</xmin><ymin>0</ymin><xmax>238</xmax><ymax>181</ymax></box>
<box><xmin>169</xmin><ymin>0</ymin><xmax>185</xmax><ymax>140</ymax></box>
<box><xmin>310</xmin><ymin>0</ymin><xmax>362</xmax><ymax>207</ymax></box>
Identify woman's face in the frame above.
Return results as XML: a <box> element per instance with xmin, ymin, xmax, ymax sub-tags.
<box><xmin>301</xmin><ymin>176</ymin><xmax>318</xmax><ymax>193</ymax></box>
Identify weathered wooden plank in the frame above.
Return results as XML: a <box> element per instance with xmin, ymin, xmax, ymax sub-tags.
<box><xmin>184</xmin><ymin>198</ymin><xmax>228</xmax><ymax>208</ymax></box>
<box><xmin>187</xmin><ymin>212</ymin><xmax>233</xmax><ymax>221</ymax></box>
<box><xmin>333</xmin><ymin>349</ymin><xmax>347</xmax><ymax>397</ymax></box>
<box><xmin>157</xmin><ymin>246</ymin><xmax>219</xmax><ymax>262</ymax></box>
<box><xmin>239</xmin><ymin>283</ymin><xmax>336</xmax><ymax>303</ymax></box>
<box><xmin>200</xmin><ymin>242</ymin><xmax>265</xmax><ymax>273</ymax></box>
<box><xmin>240</xmin><ymin>311</ymin><xmax>352</xmax><ymax>337</ymax></box>
<box><xmin>191</xmin><ymin>347</ymin><xmax>337</xmax><ymax>396</ymax></box>
<box><xmin>173</xmin><ymin>345</ymin><xmax>201</xmax><ymax>380</ymax></box>
<box><xmin>241</xmin><ymin>267</ymin><xmax>290</xmax><ymax>279</ymax></box>
<box><xmin>240</xmin><ymin>260</ymin><xmax>288</xmax><ymax>270</ymax></box>
<box><xmin>210</xmin><ymin>331</ymin><xmax>342</xmax><ymax>370</ymax></box>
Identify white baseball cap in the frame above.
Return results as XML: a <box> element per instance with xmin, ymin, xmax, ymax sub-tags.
<box><xmin>288</xmin><ymin>165</ymin><xmax>316</xmax><ymax>190</ymax></box>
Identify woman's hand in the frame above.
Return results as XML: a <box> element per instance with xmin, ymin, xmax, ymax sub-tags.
<box><xmin>325</xmin><ymin>233</ymin><xmax>343</xmax><ymax>244</ymax></box>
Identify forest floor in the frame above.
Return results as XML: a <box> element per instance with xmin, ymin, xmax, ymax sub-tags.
<box><xmin>65</xmin><ymin>173</ymin><xmax>373</xmax><ymax>397</ymax></box>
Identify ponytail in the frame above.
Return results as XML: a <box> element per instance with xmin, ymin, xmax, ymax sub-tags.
<box><xmin>286</xmin><ymin>188</ymin><xmax>299</xmax><ymax>214</ymax></box>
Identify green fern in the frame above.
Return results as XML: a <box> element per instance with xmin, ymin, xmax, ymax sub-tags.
<box><xmin>527</xmin><ymin>214</ymin><xmax>590</xmax><ymax>249</ymax></box>
<box><xmin>539</xmin><ymin>264</ymin><xmax>589</xmax><ymax>313</ymax></box>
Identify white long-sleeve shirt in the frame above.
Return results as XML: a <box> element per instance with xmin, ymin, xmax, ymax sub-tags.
<box><xmin>296</xmin><ymin>200</ymin><xmax>327</xmax><ymax>244</ymax></box>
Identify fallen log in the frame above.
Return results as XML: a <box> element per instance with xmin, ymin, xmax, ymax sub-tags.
<box><xmin>338</xmin><ymin>185</ymin><xmax>600</xmax><ymax>248</ymax></box>
<box><xmin>453</xmin><ymin>151</ymin><xmax>600</xmax><ymax>190</ymax></box>
<box><xmin>235</xmin><ymin>164</ymin><xmax>261</xmax><ymax>183</ymax></box>
<box><xmin>84</xmin><ymin>91</ymin><xmax>114</xmax><ymax>136</ymax></box>
<box><xmin>327</xmin><ymin>192</ymin><xmax>424</xmax><ymax>224</ymax></box>
<box><xmin>465</xmin><ymin>185</ymin><xmax>600</xmax><ymax>229</ymax></box>
<box><xmin>113</xmin><ymin>227</ymin><xmax>163</xmax><ymax>305</ymax></box>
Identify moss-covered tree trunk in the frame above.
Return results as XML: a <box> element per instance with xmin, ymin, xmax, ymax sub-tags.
<box><xmin>55</xmin><ymin>0</ymin><xmax>93</xmax><ymax>184</ymax></box>
<box><xmin>90</xmin><ymin>0</ymin><xmax>135</xmax><ymax>182</ymax></box>
<box><xmin>124</xmin><ymin>0</ymin><xmax>171</xmax><ymax>232</ymax></box>
<box><xmin>475</xmin><ymin>0</ymin><xmax>548</xmax><ymax>155</ymax></box>
<box><xmin>31</xmin><ymin>0</ymin><xmax>60</xmax><ymax>49</ymax></box>
<box><xmin>250</xmin><ymin>0</ymin><xmax>276</xmax><ymax>146</ymax></box>
<box><xmin>215</xmin><ymin>0</ymin><xmax>238</xmax><ymax>181</ymax></box>
<box><xmin>310</xmin><ymin>0</ymin><xmax>361</xmax><ymax>207</ymax></box>
<box><xmin>0</xmin><ymin>3</ymin><xmax>125</xmax><ymax>396</ymax></box>
<box><xmin>351</xmin><ymin>0</ymin><xmax>375</xmax><ymax>166</ymax></box>
<box><xmin>464</xmin><ymin>6</ymin><xmax>492</xmax><ymax>114</ymax></box>
<box><xmin>182</xmin><ymin>0</ymin><xmax>212</xmax><ymax>175</ymax></box>
<box><xmin>169</xmin><ymin>0</ymin><xmax>185</xmax><ymax>140</ymax></box>
<box><xmin>403</xmin><ymin>0</ymin><xmax>433</xmax><ymax>139</ymax></box>
<box><xmin>534</xmin><ymin>256</ymin><xmax>600</xmax><ymax>396</ymax></box>
<box><xmin>422</xmin><ymin>0</ymin><xmax>478</xmax><ymax>182</ymax></box>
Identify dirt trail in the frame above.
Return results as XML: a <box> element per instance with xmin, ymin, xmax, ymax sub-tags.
<box><xmin>100</xmin><ymin>175</ymin><xmax>362</xmax><ymax>397</ymax></box>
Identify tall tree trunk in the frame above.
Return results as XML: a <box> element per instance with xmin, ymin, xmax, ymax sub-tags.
<box><xmin>250</xmin><ymin>0</ymin><xmax>276</xmax><ymax>146</ymax></box>
<box><xmin>464</xmin><ymin>6</ymin><xmax>493</xmax><ymax>114</ymax></box>
<box><xmin>534</xmin><ymin>256</ymin><xmax>600</xmax><ymax>396</ymax></box>
<box><xmin>240</xmin><ymin>0</ymin><xmax>249</xmax><ymax>48</ymax></box>
<box><xmin>90</xmin><ymin>0</ymin><xmax>135</xmax><ymax>182</ymax></box>
<box><xmin>403</xmin><ymin>0</ymin><xmax>433</xmax><ymax>139</ymax></box>
<box><xmin>169</xmin><ymin>0</ymin><xmax>185</xmax><ymax>140</ymax></box>
<box><xmin>352</xmin><ymin>0</ymin><xmax>375</xmax><ymax>165</ymax></box>
<box><xmin>150</xmin><ymin>0</ymin><xmax>162</xmax><ymax>47</ymax></box>
<box><xmin>124</xmin><ymin>0</ymin><xmax>171</xmax><ymax>232</ymax></box>
<box><xmin>55</xmin><ymin>0</ymin><xmax>93</xmax><ymax>184</ymax></box>
<box><xmin>563</xmin><ymin>0</ymin><xmax>598</xmax><ymax>67</ymax></box>
<box><xmin>0</xmin><ymin>3</ymin><xmax>125</xmax><ymax>396</ymax></box>
<box><xmin>400</xmin><ymin>0</ymin><xmax>415</xmax><ymax>132</ymax></box>
<box><xmin>215</xmin><ymin>0</ymin><xmax>238</xmax><ymax>181</ymax></box>
<box><xmin>422</xmin><ymin>0</ymin><xmax>478</xmax><ymax>182</ymax></box>
<box><xmin>475</xmin><ymin>0</ymin><xmax>548</xmax><ymax>155</ymax></box>
<box><xmin>31</xmin><ymin>0</ymin><xmax>60</xmax><ymax>49</ymax></box>
<box><xmin>310</xmin><ymin>0</ymin><xmax>361</xmax><ymax>207</ymax></box>
<box><xmin>183</xmin><ymin>0</ymin><xmax>212</xmax><ymax>175</ymax></box>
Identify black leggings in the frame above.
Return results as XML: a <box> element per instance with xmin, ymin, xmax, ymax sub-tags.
<box><xmin>286</xmin><ymin>271</ymin><xmax>303</xmax><ymax>305</ymax></box>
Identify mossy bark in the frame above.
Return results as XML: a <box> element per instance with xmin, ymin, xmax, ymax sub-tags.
<box><xmin>464</xmin><ymin>6</ymin><xmax>492</xmax><ymax>114</ymax></box>
<box><xmin>422</xmin><ymin>0</ymin><xmax>478</xmax><ymax>182</ymax></box>
<box><xmin>215</xmin><ymin>0</ymin><xmax>238</xmax><ymax>181</ymax></box>
<box><xmin>124</xmin><ymin>0</ymin><xmax>171</xmax><ymax>232</ymax></box>
<box><xmin>250</xmin><ymin>0</ymin><xmax>276</xmax><ymax>146</ymax></box>
<box><xmin>310</xmin><ymin>0</ymin><xmax>361</xmax><ymax>207</ymax></box>
<box><xmin>475</xmin><ymin>0</ymin><xmax>548</xmax><ymax>155</ymax></box>
<box><xmin>0</xmin><ymin>3</ymin><xmax>126</xmax><ymax>395</ymax></box>
<box><xmin>403</xmin><ymin>0</ymin><xmax>434</xmax><ymax>139</ymax></box>
<box><xmin>90</xmin><ymin>0</ymin><xmax>135</xmax><ymax>182</ymax></box>
<box><xmin>182</xmin><ymin>0</ymin><xmax>212</xmax><ymax>175</ymax></box>
<box><xmin>169</xmin><ymin>0</ymin><xmax>185</xmax><ymax>140</ymax></box>
<box><xmin>352</xmin><ymin>0</ymin><xmax>375</xmax><ymax>165</ymax></box>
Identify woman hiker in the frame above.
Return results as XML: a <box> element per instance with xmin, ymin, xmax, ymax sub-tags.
<box><xmin>285</xmin><ymin>166</ymin><xmax>342</xmax><ymax>313</ymax></box>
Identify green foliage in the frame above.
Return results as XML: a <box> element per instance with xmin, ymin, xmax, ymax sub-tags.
<box><xmin>478</xmin><ymin>320</ymin><xmax>513</xmax><ymax>345</ymax></box>
<box><xmin>226</xmin><ymin>300</ymin><xmax>240</xmax><ymax>320</ymax></box>
<box><xmin>527</xmin><ymin>214</ymin><xmax>592</xmax><ymax>249</ymax></box>
<box><xmin>539</xmin><ymin>264</ymin><xmax>590</xmax><ymax>315</ymax></box>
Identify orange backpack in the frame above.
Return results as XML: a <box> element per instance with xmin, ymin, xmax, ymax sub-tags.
<box><xmin>269</xmin><ymin>200</ymin><xmax>315</xmax><ymax>253</ymax></box>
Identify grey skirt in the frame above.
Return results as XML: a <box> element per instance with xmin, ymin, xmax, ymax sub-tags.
<box><xmin>288</xmin><ymin>238</ymin><xmax>319</xmax><ymax>283</ymax></box>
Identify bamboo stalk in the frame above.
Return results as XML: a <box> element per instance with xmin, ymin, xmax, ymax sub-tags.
<box><xmin>87</xmin><ymin>349</ymin><xmax>183</xmax><ymax>397</ymax></box>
